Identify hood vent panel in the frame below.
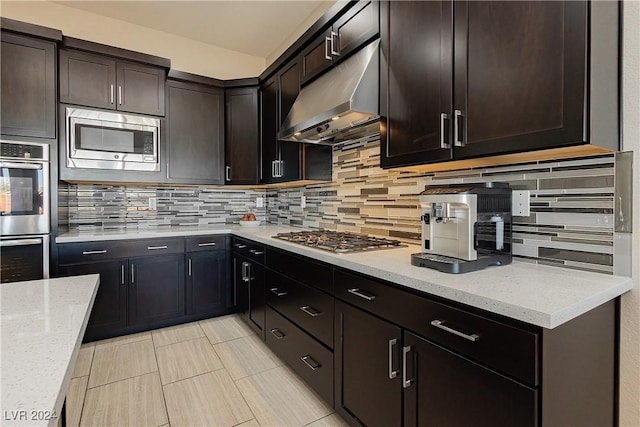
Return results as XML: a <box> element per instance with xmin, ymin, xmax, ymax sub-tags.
<box><xmin>279</xmin><ymin>39</ymin><xmax>380</xmax><ymax>145</ymax></box>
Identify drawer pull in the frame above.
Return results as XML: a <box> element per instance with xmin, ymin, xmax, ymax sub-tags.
<box><xmin>388</xmin><ymin>338</ymin><xmax>399</xmax><ymax>379</ymax></box>
<box><xmin>430</xmin><ymin>320</ymin><xmax>480</xmax><ymax>342</ymax></box>
<box><xmin>347</xmin><ymin>287</ymin><xmax>376</xmax><ymax>301</ymax></box>
<box><xmin>301</xmin><ymin>355</ymin><xmax>320</xmax><ymax>371</ymax></box>
<box><xmin>402</xmin><ymin>346</ymin><xmax>414</xmax><ymax>389</ymax></box>
<box><xmin>234</xmin><ymin>244</ymin><xmax>247</xmax><ymax>249</ymax></box>
<box><xmin>249</xmin><ymin>249</ymin><xmax>264</xmax><ymax>255</ymax></box>
<box><xmin>270</xmin><ymin>328</ymin><xmax>285</xmax><ymax>339</ymax></box>
<box><xmin>269</xmin><ymin>288</ymin><xmax>288</xmax><ymax>297</ymax></box>
<box><xmin>299</xmin><ymin>305</ymin><xmax>322</xmax><ymax>317</ymax></box>
<box><xmin>147</xmin><ymin>245</ymin><xmax>168</xmax><ymax>250</ymax></box>
<box><xmin>198</xmin><ymin>242</ymin><xmax>217</xmax><ymax>247</ymax></box>
<box><xmin>82</xmin><ymin>250</ymin><xmax>107</xmax><ymax>255</ymax></box>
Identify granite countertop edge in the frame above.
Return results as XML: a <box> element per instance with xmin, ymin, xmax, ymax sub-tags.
<box><xmin>56</xmin><ymin>226</ymin><xmax>633</xmax><ymax>329</ymax></box>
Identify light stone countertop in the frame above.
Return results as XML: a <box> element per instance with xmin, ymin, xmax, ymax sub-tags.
<box><xmin>56</xmin><ymin>225</ymin><xmax>633</xmax><ymax>329</ymax></box>
<box><xmin>0</xmin><ymin>274</ymin><xmax>99</xmax><ymax>427</ymax></box>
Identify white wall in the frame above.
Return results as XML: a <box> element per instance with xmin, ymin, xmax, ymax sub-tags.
<box><xmin>0</xmin><ymin>1</ymin><xmax>265</xmax><ymax>79</ymax></box>
<box><xmin>620</xmin><ymin>2</ymin><xmax>640</xmax><ymax>425</ymax></box>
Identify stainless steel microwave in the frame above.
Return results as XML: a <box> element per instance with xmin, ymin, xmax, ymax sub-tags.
<box><xmin>65</xmin><ymin>107</ymin><xmax>160</xmax><ymax>172</ymax></box>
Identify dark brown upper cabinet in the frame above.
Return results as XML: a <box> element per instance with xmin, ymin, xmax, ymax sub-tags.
<box><xmin>225</xmin><ymin>87</ymin><xmax>260</xmax><ymax>185</ymax></box>
<box><xmin>0</xmin><ymin>32</ymin><xmax>57</xmax><ymax>139</ymax></box>
<box><xmin>381</xmin><ymin>0</ymin><xmax>619</xmax><ymax>169</ymax></box>
<box><xmin>60</xmin><ymin>48</ymin><xmax>166</xmax><ymax>116</ymax></box>
<box><xmin>300</xmin><ymin>0</ymin><xmax>379</xmax><ymax>85</ymax></box>
<box><xmin>166</xmin><ymin>79</ymin><xmax>224</xmax><ymax>184</ymax></box>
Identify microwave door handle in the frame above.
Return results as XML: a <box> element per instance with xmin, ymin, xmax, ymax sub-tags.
<box><xmin>0</xmin><ymin>162</ymin><xmax>42</xmax><ymax>170</ymax></box>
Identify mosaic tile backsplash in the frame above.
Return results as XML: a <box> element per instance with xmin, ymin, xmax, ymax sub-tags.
<box><xmin>60</xmin><ymin>134</ymin><xmax>616</xmax><ymax>273</ymax></box>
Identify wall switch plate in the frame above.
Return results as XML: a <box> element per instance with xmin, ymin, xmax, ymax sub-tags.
<box><xmin>148</xmin><ymin>197</ymin><xmax>157</xmax><ymax>210</ymax></box>
<box><xmin>256</xmin><ymin>197</ymin><xmax>264</xmax><ymax>208</ymax></box>
<box><xmin>512</xmin><ymin>191</ymin><xmax>530</xmax><ymax>216</ymax></box>
<box><xmin>301</xmin><ymin>195</ymin><xmax>306</xmax><ymax>208</ymax></box>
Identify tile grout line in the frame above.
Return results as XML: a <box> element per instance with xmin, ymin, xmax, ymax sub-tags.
<box><xmin>151</xmin><ymin>336</ymin><xmax>171</xmax><ymax>427</ymax></box>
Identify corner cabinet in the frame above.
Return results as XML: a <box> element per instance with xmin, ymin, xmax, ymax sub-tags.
<box><xmin>380</xmin><ymin>0</ymin><xmax>619</xmax><ymax>168</ymax></box>
<box><xmin>225</xmin><ymin>87</ymin><xmax>260</xmax><ymax>184</ymax></box>
<box><xmin>232</xmin><ymin>237</ymin><xmax>266</xmax><ymax>338</ymax></box>
<box><xmin>0</xmin><ymin>31</ymin><xmax>57</xmax><ymax>139</ymax></box>
<box><xmin>166</xmin><ymin>79</ymin><xmax>224</xmax><ymax>184</ymax></box>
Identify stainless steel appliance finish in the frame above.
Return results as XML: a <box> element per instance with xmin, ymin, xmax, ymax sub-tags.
<box><xmin>412</xmin><ymin>183</ymin><xmax>512</xmax><ymax>273</ymax></box>
<box><xmin>0</xmin><ymin>140</ymin><xmax>50</xmax><ymax>236</ymax></box>
<box><xmin>274</xmin><ymin>230</ymin><xmax>405</xmax><ymax>253</ymax></box>
<box><xmin>0</xmin><ymin>235</ymin><xmax>50</xmax><ymax>283</ymax></box>
<box><xmin>65</xmin><ymin>106</ymin><xmax>160</xmax><ymax>171</ymax></box>
<box><xmin>278</xmin><ymin>40</ymin><xmax>380</xmax><ymax>145</ymax></box>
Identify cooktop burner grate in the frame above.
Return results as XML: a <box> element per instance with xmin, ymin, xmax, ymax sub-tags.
<box><xmin>273</xmin><ymin>231</ymin><xmax>406</xmax><ymax>253</ymax></box>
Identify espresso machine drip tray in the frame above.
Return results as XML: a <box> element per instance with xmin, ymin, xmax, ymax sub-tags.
<box><xmin>411</xmin><ymin>252</ymin><xmax>512</xmax><ymax>274</ymax></box>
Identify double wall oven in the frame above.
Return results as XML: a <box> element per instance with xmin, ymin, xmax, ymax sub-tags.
<box><xmin>0</xmin><ymin>140</ymin><xmax>50</xmax><ymax>283</ymax></box>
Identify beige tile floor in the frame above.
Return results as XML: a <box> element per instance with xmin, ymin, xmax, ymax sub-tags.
<box><xmin>68</xmin><ymin>314</ymin><xmax>349</xmax><ymax>427</ymax></box>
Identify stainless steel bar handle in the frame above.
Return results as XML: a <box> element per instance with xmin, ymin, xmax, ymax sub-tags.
<box><xmin>330</xmin><ymin>31</ymin><xmax>339</xmax><ymax>56</ymax></box>
<box><xmin>430</xmin><ymin>320</ymin><xmax>480</xmax><ymax>342</ymax></box>
<box><xmin>300</xmin><ymin>305</ymin><xmax>321</xmax><ymax>317</ymax></box>
<box><xmin>271</xmin><ymin>160</ymin><xmax>276</xmax><ymax>178</ymax></box>
<box><xmin>242</xmin><ymin>262</ymin><xmax>250</xmax><ymax>282</ymax></box>
<box><xmin>454</xmin><ymin>109</ymin><xmax>464</xmax><ymax>147</ymax></box>
<box><xmin>234</xmin><ymin>244</ymin><xmax>247</xmax><ymax>249</ymax></box>
<box><xmin>249</xmin><ymin>249</ymin><xmax>264</xmax><ymax>255</ymax></box>
<box><xmin>131</xmin><ymin>264</ymin><xmax>135</xmax><ymax>284</ymax></box>
<box><xmin>388</xmin><ymin>338</ymin><xmax>398</xmax><ymax>379</ymax></box>
<box><xmin>225</xmin><ymin>166</ymin><xmax>231</xmax><ymax>182</ymax></box>
<box><xmin>0</xmin><ymin>239</ymin><xmax>43</xmax><ymax>247</ymax></box>
<box><xmin>82</xmin><ymin>250</ymin><xmax>107</xmax><ymax>255</ymax></box>
<box><xmin>118</xmin><ymin>86</ymin><xmax>123</xmax><ymax>105</ymax></box>
<box><xmin>166</xmin><ymin>163</ymin><xmax>170</xmax><ymax>179</ymax></box>
<box><xmin>440</xmin><ymin>113</ymin><xmax>450</xmax><ymax>149</ymax></box>
<box><xmin>269</xmin><ymin>287</ymin><xmax>288</xmax><ymax>297</ymax></box>
<box><xmin>347</xmin><ymin>288</ymin><xmax>376</xmax><ymax>301</ymax></box>
<box><xmin>0</xmin><ymin>162</ymin><xmax>42</xmax><ymax>169</ymax></box>
<box><xmin>188</xmin><ymin>258</ymin><xmax>192</xmax><ymax>277</ymax></box>
<box><xmin>324</xmin><ymin>36</ymin><xmax>332</xmax><ymax>60</ymax></box>
<box><xmin>301</xmin><ymin>355</ymin><xmax>320</xmax><ymax>370</ymax></box>
<box><xmin>198</xmin><ymin>242</ymin><xmax>217</xmax><ymax>247</ymax></box>
<box><xmin>110</xmin><ymin>84</ymin><xmax>115</xmax><ymax>104</ymax></box>
<box><xmin>147</xmin><ymin>245</ymin><xmax>168</xmax><ymax>250</ymax></box>
<box><xmin>121</xmin><ymin>264</ymin><xmax>126</xmax><ymax>285</ymax></box>
<box><xmin>270</xmin><ymin>328</ymin><xmax>285</xmax><ymax>339</ymax></box>
<box><xmin>402</xmin><ymin>346</ymin><xmax>414</xmax><ymax>388</ymax></box>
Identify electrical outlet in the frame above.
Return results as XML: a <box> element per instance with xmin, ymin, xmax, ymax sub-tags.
<box><xmin>148</xmin><ymin>197</ymin><xmax>157</xmax><ymax>210</ymax></box>
<box><xmin>301</xmin><ymin>195</ymin><xmax>306</xmax><ymax>208</ymax></box>
<box><xmin>256</xmin><ymin>197</ymin><xmax>264</xmax><ymax>208</ymax></box>
<box><xmin>512</xmin><ymin>191</ymin><xmax>530</xmax><ymax>216</ymax></box>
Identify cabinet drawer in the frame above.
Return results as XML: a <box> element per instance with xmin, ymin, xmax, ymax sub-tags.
<box><xmin>266</xmin><ymin>269</ymin><xmax>333</xmax><ymax>349</ymax></box>
<box><xmin>59</xmin><ymin>240</ymin><xmax>136</xmax><ymax>264</ymax></box>
<box><xmin>266</xmin><ymin>248</ymin><xmax>333</xmax><ymax>294</ymax></box>
<box><xmin>265</xmin><ymin>306</ymin><xmax>334</xmax><ymax>406</ymax></box>
<box><xmin>185</xmin><ymin>235</ymin><xmax>228</xmax><ymax>252</ymax></box>
<box><xmin>128</xmin><ymin>238</ymin><xmax>184</xmax><ymax>257</ymax></box>
<box><xmin>231</xmin><ymin>237</ymin><xmax>265</xmax><ymax>264</ymax></box>
<box><xmin>335</xmin><ymin>269</ymin><xmax>539</xmax><ymax>385</ymax></box>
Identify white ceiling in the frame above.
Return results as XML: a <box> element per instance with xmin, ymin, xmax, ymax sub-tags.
<box><xmin>54</xmin><ymin>1</ymin><xmax>335</xmax><ymax>59</ymax></box>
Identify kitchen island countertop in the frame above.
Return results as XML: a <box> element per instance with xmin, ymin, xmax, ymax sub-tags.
<box><xmin>0</xmin><ymin>274</ymin><xmax>99</xmax><ymax>427</ymax></box>
<box><xmin>56</xmin><ymin>225</ymin><xmax>633</xmax><ymax>329</ymax></box>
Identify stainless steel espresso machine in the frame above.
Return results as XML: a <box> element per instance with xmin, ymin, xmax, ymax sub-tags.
<box><xmin>411</xmin><ymin>182</ymin><xmax>512</xmax><ymax>273</ymax></box>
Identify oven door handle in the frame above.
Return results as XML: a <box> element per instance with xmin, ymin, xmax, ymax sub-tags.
<box><xmin>0</xmin><ymin>238</ymin><xmax>43</xmax><ymax>247</ymax></box>
<box><xmin>0</xmin><ymin>162</ymin><xmax>42</xmax><ymax>170</ymax></box>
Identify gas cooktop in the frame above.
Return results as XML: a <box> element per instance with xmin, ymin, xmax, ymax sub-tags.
<box><xmin>273</xmin><ymin>230</ymin><xmax>406</xmax><ymax>253</ymax></box>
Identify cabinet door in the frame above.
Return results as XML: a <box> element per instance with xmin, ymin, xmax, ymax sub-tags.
<box><xmin>225</xmin><ymin>87</ymin><xmax>259</xmax><ymax>184</ymax></box>
<box><xmin>59</xmin><ymin>261</ymin><xmax>128</xmax><ymax>341</ymax></box>
<box><xmin>260</xmin><ymin>76</ymin><xmax>279</xmax><ymax>183</ymax></box>
<box><xmin>116</xmin><ymin>61</ymin><xmax>166</xmax><ymax>116</ymax></box>
<box><xmin>167</xmin><ymin>80</ymin><xmax>224</xmax><ymax>183</ymax></box>
<box><xmin>453</xmin><ymin>1</ymin><xmax>587</xmax><ymax>159</ymax></box>
<box><xmin>59</xmin><ymin>49</ymin><xmax>116</xmax><ymax>110</ymax></box>
<box><xmin>248</xmin><ymin>261</ymin><xmax>266</xmax><ymax>337</ymax></box>
<box><xmin>380</xmin><ymin>0</ymin><xmax>453</xmax><ymax>168</ymax></box>
<box><xmin>299</xmin><ymin>29</ymin><xmax>333</xmax><ymax>85</ymax></box>
<box><xmin>278</xmin><ymin>60</ymin><xmax>302</xmax><ymax>182</ymax></box>
<box><xmin>1</xmin><ymin>32</ymin><xmax>56</xmax><ymax>138</ymax></box>
<box><xmin>404</xmin><ymin>331</ymin><xmax>537</xmax><ymax>427</ymax></box>
<box><xmin>186</xmin><ymin>250</ymin><xmax>230</xmax><ymax>316</ymax></box>
<box><xmin>333</xmin><ymin>0</ymin><xmax>379</xmax><ymax>61</ymax></box>
<box><xmin>335</xmin><ymin>300</ymin><xmax>402</xmax><ymax>427</ymax></box>
<box><xmin>129</xmin><ymin>254</ymin><xmax>185</xmax><ymax>327</ymax></box>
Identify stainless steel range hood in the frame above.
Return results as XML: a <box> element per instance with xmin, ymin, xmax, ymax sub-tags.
<box><xmin>278</xmin><ymin>39</ymin><xmax>380</xmax><ymax>145</ymax></box>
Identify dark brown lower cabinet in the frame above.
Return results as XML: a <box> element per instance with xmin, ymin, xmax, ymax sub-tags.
<box><xmin>403</xmin><ymin>331</ymin><xmax>537</xmax><ymax>427</ymax></box>
<box><xmin>128</xmin><ymin>254</ymin><xmax>185</xmax><ymax>327</ymax></box>
<box><xmin>335</xmin><ymin>300</ymin><xmax>402</xmax><ymax>427</ymax></box>
<box><xmin>233</xmin><ymin>253</ymin><xmax>265</xmax><ymax>337</ymax></box>
<box><xmin>186</xmin><ymin>250</ymin><xmax>230</xmax><ymax>316</ymax></box>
